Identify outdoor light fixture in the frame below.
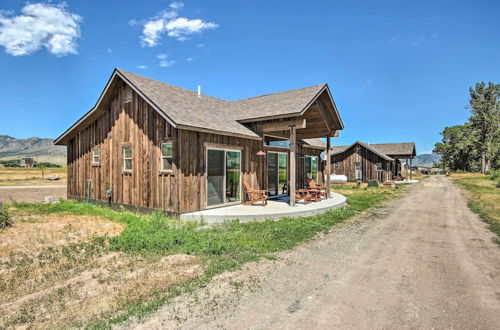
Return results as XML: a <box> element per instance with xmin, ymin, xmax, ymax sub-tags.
<box><xmin>256</xmin><ymin>150</ymin><xmax>266</xmax><ymax>156</ymax></box>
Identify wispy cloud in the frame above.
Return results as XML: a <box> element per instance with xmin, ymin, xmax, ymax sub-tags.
<box><xmin>362</xmin><ymin>79</ymin><xmax>372</xmax><ymax>90</ymax></box>
<box><xmin>387</xmin><ymin>37</ymin><xmax>396</xmax><ymax>44</ymax></box>
<box><xmin>157</xmin><ymin>53</ymin><xmax>175</xmax><ymax>67</ymax></box>
<box><xmin>137</xmin><ymin>65</ymin><xmax>148</xmax><ymax>69</ymax></box>
<box><xmin>106</xmin><ymin>48</ymin><xmax>112</xmax><ymax>53</ymax></box>
<box><xmin>410</xmin><ymin>34</ymin><xmax>425</xmax><ymax>46</ymax></box>
<box><xmin>0</xmin><ymin>3</ymin><xmax>82</xmax><ymax>56</ymax></box>
<box><xmin>134</xmin><ymin>2</ymin><xmax>218</xmax><ymax>47</ymax></box>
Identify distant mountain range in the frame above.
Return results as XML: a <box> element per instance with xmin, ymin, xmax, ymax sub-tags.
<box><xmin>0</xmin><ymin>135</ymin><xmax>66</xmax><ymax>164</ymax></box>
<box><xmin>412</xmin><ymin>153</ymin><xmax>441</xmax><ymax>167</ymax></box>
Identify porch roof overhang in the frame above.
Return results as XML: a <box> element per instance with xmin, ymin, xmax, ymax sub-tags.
<box><xmin>243</xmin><ymin>86</ymin><xmax>344</xmax><ymax>140</ymax></box>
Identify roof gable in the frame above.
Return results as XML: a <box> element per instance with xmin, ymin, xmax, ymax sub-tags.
<box><xmin>55</xmin><ymin>68</ymin><xmax>343</xmax><ymax>145</ymax></box>
<box><xmin>331</xmin><ymin>141</ymin><xmax>417</xmax><ymax>160</ymax></box>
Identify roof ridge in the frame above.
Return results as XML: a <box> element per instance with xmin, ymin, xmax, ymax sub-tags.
<box><xmin>116</xmin><ymin>68</ymin><xmax>228</xmax><ymax>103</ymax></box>
<box><xmin>233</xmin><ymin>83</ymin><xmax>326</xmax><ymax>102</ymax></box>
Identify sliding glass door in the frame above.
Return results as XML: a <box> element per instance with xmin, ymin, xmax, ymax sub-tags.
<box><xmin>304</xmin><ymin>156</ymin><xmax>318</xmax><ymax>183</ymax></box>
<box><xmin>268</xmin><ymin>152</ymin><xmax>288</xmax><ymax>197</ymax></box>
<box><xmin>206</xmin><ymin>148</ymin><xmax>241</xmax><ymax>206</ymax></box>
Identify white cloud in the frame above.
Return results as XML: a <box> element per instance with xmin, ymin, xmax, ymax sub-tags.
<box><xmin>196</xmin><ymin>43</ymin><xmax>205</xmax><ymax>48</ymax></box>
<box><xmin>136</xmin><ymin>2</ymin><xmax>218</xmax><ymax>47</ymax></box>
<box><xmin>0</xmin><ymin>3</ymin><xmax>81</xmax><ymax>56</ymax></box>
<box><xmin>107</xmin><ymin>48</ymin><xmax>112</xmax><ymax>53</ymax></box>
<box><xmin>157</xmin><ymin>53</ymin><xmax>175</xmax><ymax>67</ymax></box>
<box><xmin>186</xmin><ymin>57</ymin><xmax>193</xmax><ymax>61</ymax></box>
<box><xmin>137</xmin><ymin>65</ymin><xmax>148</xmax><ymax>69</ymax></box>
<box><xmin>169</xmin><ymin>2</ymin><xmax>184</xmax><ymax>10</ymax></box>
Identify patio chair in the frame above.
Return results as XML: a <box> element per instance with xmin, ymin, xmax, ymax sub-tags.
<box><xmin>307</xmin><ymin>179</ymin><xmax>328</xmax><ymax>199</ymax></box>
<box><xmin>243</xmin><ymin>181</ymin><xmax>268</xmax><ymax>206</ymax></box>
<box><xmin>295</xmin><ymin>189</ymin><xmax>312</xmax><ymax>204</ymax></box>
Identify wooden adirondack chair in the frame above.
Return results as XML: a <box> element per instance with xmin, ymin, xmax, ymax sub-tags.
<box><xmin>243</xmin><ymin>181</ymin><xmax>268</xmax><ymax>206</ymax></box>
<box><xmin>295</xmin><ymin>189</ymin><xmax>312</xmax><ymax>204</ymax></box>
<box><xmin>308</xmin><ymin>179</ymin><xmax>328</xmax><ymax>199</ymax></box>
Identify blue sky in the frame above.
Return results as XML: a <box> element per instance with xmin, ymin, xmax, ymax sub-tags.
<box><xmin>0</xmin><ymin>0</ymin><xmax>499</xmax><ymax>154</ymax></box>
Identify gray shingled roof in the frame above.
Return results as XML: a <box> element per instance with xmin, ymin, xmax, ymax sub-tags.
<box><xmin>331</xmin><ymin>141</ymin><xmax>416</xmax><ymax>160</ymax></box>
<box><xmin>302</xmin><ymin>138</ymin><xmax>326</xmax><ymax>148</ymax></box>
<box><xmin>368</xmin><ymin>143</ymin><xmax>416</xmax><ymax>157</ymax></box>
<box><xmin>119</xmin><ymin>69</ymin><xmax>327</xmax><ymax>138</ymax></box>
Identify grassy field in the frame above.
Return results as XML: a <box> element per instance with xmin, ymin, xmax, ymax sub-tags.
<box><xmin>450</xmin><ymin>173</ymin><xmax>500</xmax><ymax>244</ymax></box>
<box><xmin>0</xmin><ymin>185</ymin><xmax>402</xmax><ymax>328</ymax></box>
<box><xmin>0</xmin><ymin>167</ymin><xmax>66</xmax><ymax>186</ymax></box>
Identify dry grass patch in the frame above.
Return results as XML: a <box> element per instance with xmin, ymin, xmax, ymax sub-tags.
<box><xmin>0</xmin><ymin>211</ymin><xmax>203</xmax><ymax>329</ymax></box>
<box><xmin>0</xmin><ymin>213</ymin><xmax>124</xmax><ymax>258</ymax></box>
<box><xmin>0</xmin><ymin>167</ymin><xmax>66</xmax><ymax>186</ymax></box>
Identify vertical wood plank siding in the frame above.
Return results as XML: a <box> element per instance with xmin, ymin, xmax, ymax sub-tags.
<box><xmin>67</xmin><ymin>81</ymin><xmax>326</xmax><ymax>214</ymax></box>
<box><xmin>331</xmin><ymin>145</ymin><xmax>394</xmax><ymax>182</ymax></box>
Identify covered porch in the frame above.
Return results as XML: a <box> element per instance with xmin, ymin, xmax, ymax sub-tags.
<box><xmin>242</xmin><ymin>84</ymin><xmax>344</xmax><ymax>206</ymax></box>
<box><xmin>181</xmin><ymin>192</ymin><xmax>346</xmax><ymax>224</ymax></box>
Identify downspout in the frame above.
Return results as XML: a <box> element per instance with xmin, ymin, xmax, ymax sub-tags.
<box><xmin>86</xmin><ymin>180</ymin><xmax>91</xmax><ymax>204</ymax></box>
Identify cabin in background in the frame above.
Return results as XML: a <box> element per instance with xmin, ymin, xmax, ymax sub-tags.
<box><xmin>55</xmin><ymin>69</ymin><xmax>344</xmax><ymax>216</ymax></box>
<box><xmin>331</xmin><ymin>141</ymin><xmax>416</xmax><ymax>182</ymax></box>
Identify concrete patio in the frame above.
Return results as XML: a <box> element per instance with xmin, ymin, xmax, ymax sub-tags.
<box><xmin>180</xmin><ymin>192</ymin><xmax>347</xmax><ymax>224</ymax></box>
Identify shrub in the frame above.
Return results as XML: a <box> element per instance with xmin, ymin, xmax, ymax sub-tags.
<box><xmin>0</xmin><ymin>207</ymin><xmax>12</xmax><ymax>229</ymax></box>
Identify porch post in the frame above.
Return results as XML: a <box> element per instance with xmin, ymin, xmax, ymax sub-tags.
<box><xmin>410</xmin><ymin>158</ymin><xmax>413</xmax><ymax>180</ymax></box>
<box><xmin>289</xmin><ymin>125</ymin><xmax>297</xmax><ymax>206</ymax></box>
<box><xmin>325</xmin><ymin>134</ymin><xmax>331</xmax><ymax>199</ymax></box>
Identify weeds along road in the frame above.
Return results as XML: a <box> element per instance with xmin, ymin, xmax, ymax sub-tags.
<box><xmin>130</xmin><ymin>175</ymin><xmax>500</xmax><ymax>330</ymax></box>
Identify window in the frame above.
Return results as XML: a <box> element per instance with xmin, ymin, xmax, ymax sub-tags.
<box><xmin>92</xmin><ymin>148</ymin><xmax>100</xmax><ymax>165</ymax></box>
<box><xmin>304</xmin><ymin>156</ymin><xmax>318</xmax><ymax>182</ymax></box>
<box><xmin>333</xmin><ymin>162</ymin><xmax>340</xmax><ymax>169</ymax></box>
<box><xmin>264</xmin><ymin>136</ymin><xmax>290</xmax><ymax>148</ymax></box>
<box><xmin>161</xmin><ymin>142</ymin><xmax>173</xmax><ymax>171</ymax></box>
<box><xmin>123</xmin><ymin>146</ymin><xmax>132</xmax><ymax>171</ymax></box>
<box><xmin>375</xmin><ymin>162</ymin><xmax>382</xmax><ymax>170</ymax></box>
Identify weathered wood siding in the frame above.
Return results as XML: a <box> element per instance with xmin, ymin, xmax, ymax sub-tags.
<box><xmin>175</xmin><ymin>132</ymin><xmax>325</xmax><ymax>213</ymax></box>
<box><xmin>67</xmin><ymin>80</ymin><xmax>180</xmax><ymax>212</ymax></box>
<box><xmin>331</xmin><ymin>145</ymin><xmax>392</xmax><ymax>182</ymax></box>
<box><xmin>67</xmin><ymin>79</ymin><xmax>326</xmax><ymax>214</ymax></box>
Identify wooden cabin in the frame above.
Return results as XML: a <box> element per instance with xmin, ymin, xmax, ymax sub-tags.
<box><xmin>331</xmin><ymin>141</ymin><xmax>416</xmax><ymax>182</ymax></box>
<box><xmin>55</xmin><ymin>69</ymin><xmax>344</xmax><ymax>216</ymax></box>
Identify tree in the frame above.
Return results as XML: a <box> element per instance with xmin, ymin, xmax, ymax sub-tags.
<box><xmin>468</xmin><ymin>82</ymin><xmax>500</xmax><ymax>173</ymax></box>
<box><xmin>434</xmin><ymin>123</ymin><xmax>480</xmax><ymax>172</ymax></box>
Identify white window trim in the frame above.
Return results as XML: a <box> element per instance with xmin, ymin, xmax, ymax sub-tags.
<box><xmin>160</xmin><ymin>142</ymin><xmax>173</xmax><ymax>172</ymax></box>
<box><xmin>92</xmin><ymin>148</ymin><xmax>100</xmax><ymax>166</ymax></box>
<box><xmin>123</xmin><ymin>146</ymin><xmax>132</xmax><ymax>172</ymax></box>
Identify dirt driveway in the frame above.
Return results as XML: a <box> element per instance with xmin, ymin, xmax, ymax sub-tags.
<box><xmin>0</xmin><ymin>185</ymin><xmax>66</xmax><ymax>203</ymax></box>
<box><xmin>129</xmin><ymin>175</ymin><xmax>500</xmax><ymax>330</ymax></box>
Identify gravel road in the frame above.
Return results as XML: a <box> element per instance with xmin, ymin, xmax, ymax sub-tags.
<box><xmin>128</xmin><ymin>175</ymin><xmax>500</xmax><ymax>330</ymax></box>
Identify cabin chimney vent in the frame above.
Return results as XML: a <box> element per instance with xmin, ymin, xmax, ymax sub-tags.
<box><xmin>197</xmin><ymin>85</ymin><xmax>201</xmax><ymax>97</ymax></box>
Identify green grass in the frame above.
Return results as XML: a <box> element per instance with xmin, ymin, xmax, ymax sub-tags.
<box><xmin>9</xmin><ymin>187</ymin><xmax>400</xmax><ymax>328</ymax></box>
<box><xmin>451</xmin><ymin>173</ymin><xmax>500</xmax><ymax>245</ymax></box>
